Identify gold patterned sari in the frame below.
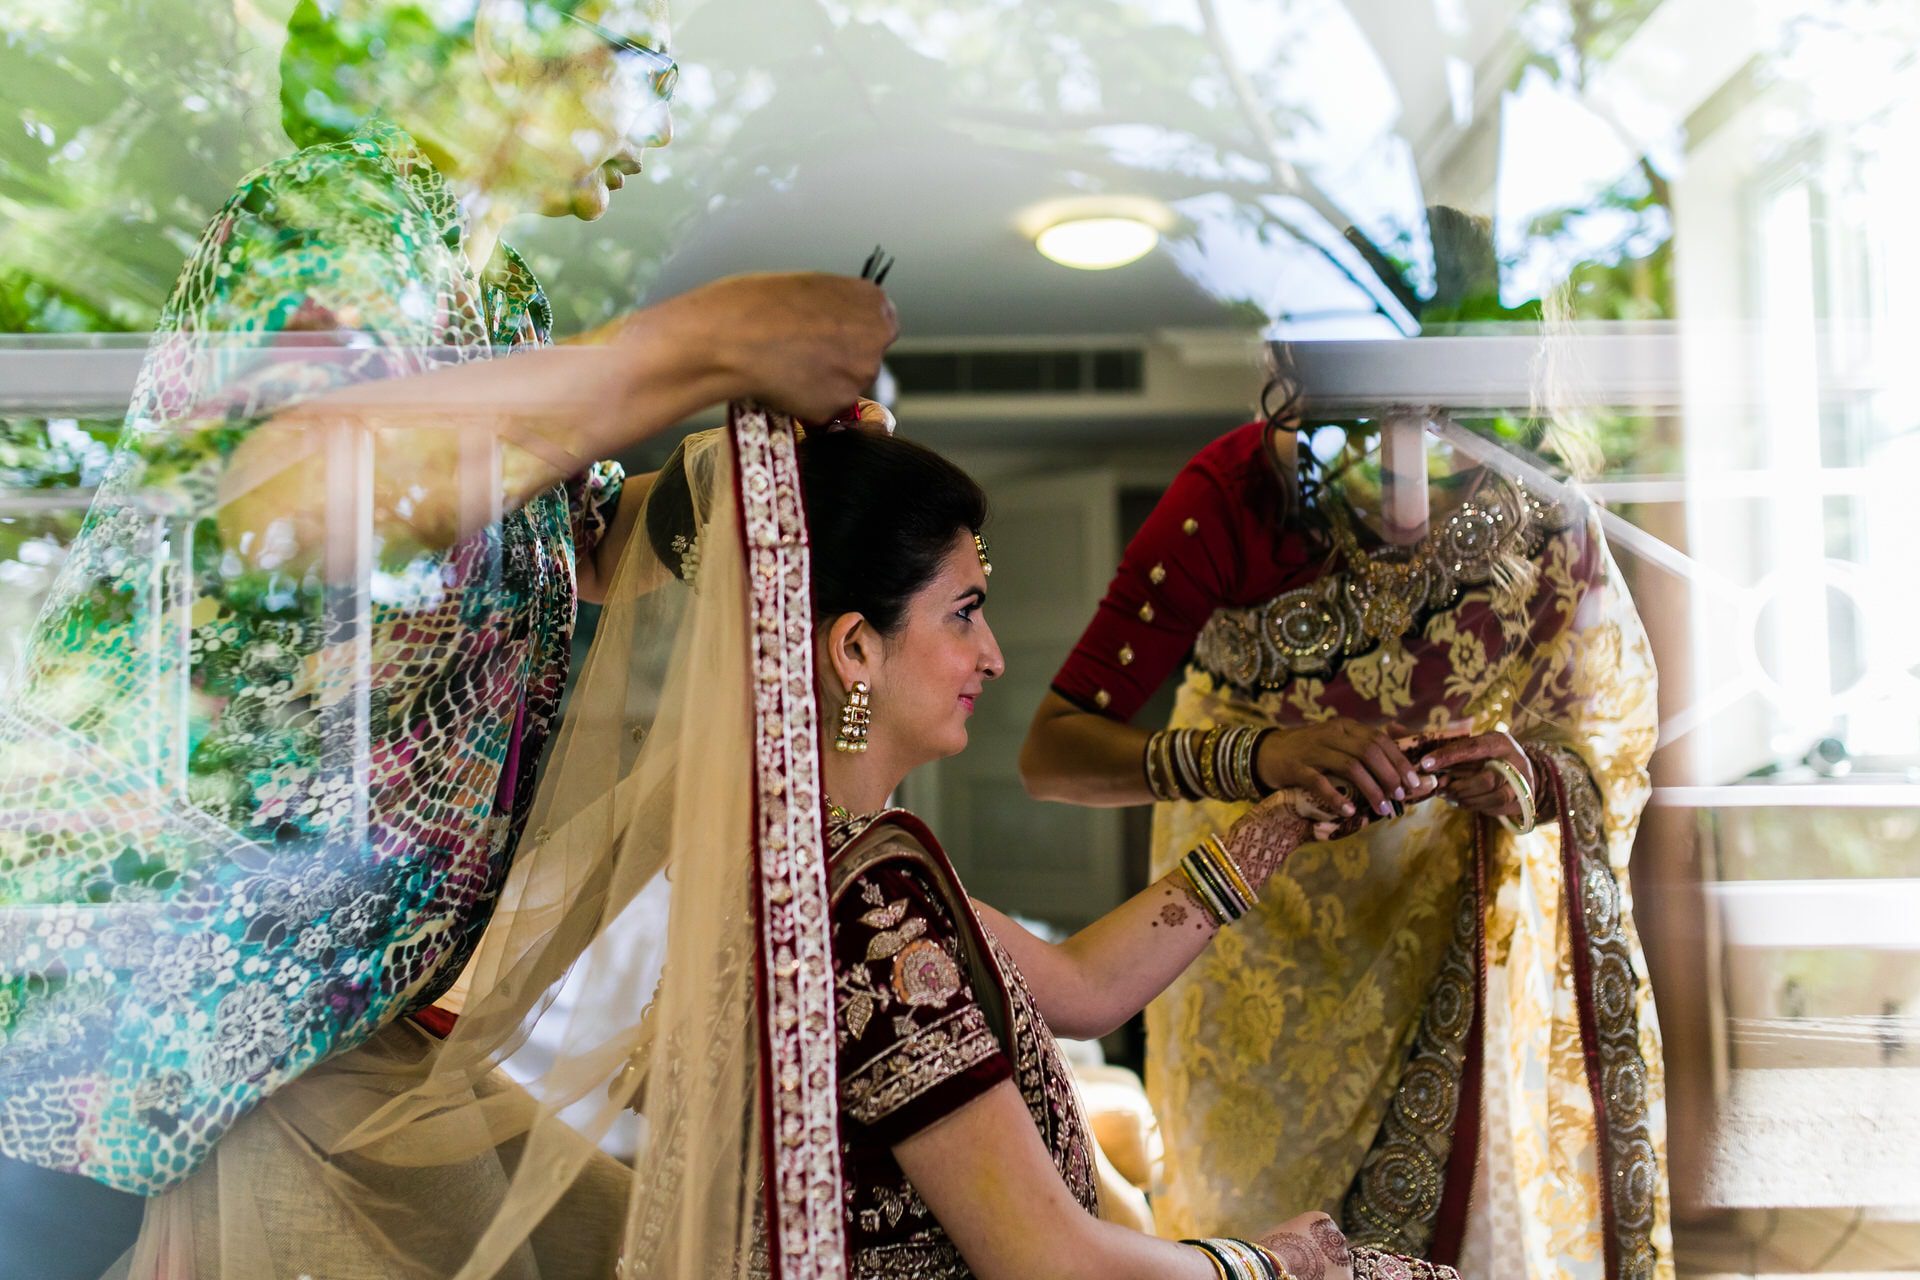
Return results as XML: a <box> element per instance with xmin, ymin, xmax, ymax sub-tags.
<box><xmin>1145</xmin><ymin>474</ymin><xmax>1672</xmax><ymax>1280</ymax></box>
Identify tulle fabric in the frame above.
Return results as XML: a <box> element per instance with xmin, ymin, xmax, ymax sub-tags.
<box><xmin>111</xmin><ymin>415</ymin><xmax>842</xmax><ymax>1279</ymax></box>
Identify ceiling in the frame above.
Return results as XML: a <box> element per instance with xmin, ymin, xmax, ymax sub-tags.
<box><xmin>528</xmin><ymin>0</ymin><xmax>1535</xmax><ymax>344</ymax></box>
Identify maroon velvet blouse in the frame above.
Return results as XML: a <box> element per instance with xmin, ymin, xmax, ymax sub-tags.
<box><xmin>829</xmin><ymin>813</ymin><xmax>1097</xmax><ymax>1279</ymax></box>
<box><xmin>1050</xmin><ymin>420</ymin><xmax>1324</xmax><ymax>722</ymax></box>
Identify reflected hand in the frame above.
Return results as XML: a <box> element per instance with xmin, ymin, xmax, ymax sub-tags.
<box><xmin>1417</xmin><ymin>729</ymin><xmax>1533</xmax><ymax>818</ymax></box>
<box><xmin>1253</xmin><ymin>1211</ymin><xmax>1354</xmax><ymax>1280</ymax></box>
<box><xmin>1255</xmin><ymin>718</ymin><xmax>1437</xmax><ymax>819</ymax></box>
<box><xmin>671</xmin><ymin>272</ymin><xmax>899</xmax><ymax>422</ymax></box>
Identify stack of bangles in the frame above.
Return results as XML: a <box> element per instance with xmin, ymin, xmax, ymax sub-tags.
<box><xmin>1144</xmin><ymin>726</ymin><xmax>1273</xmax><ymax>803</ymax></box>
<box><xmin>1182</xmin><ymin>1237</ymin><xmax>1295</xmax><ymax>1279</ymax></box>
<box><xmin>1177</xmin><ymin>834</ymin><xmax>1256</xmax><ymax>927</ymax></box>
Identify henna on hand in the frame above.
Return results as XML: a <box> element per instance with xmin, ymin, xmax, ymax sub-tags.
<box><xmin>1223</xmin><ymin>784</ymin><xmax>1390</xmax><ymax>890</ymax></box>
<box><xmin>1263</xmin><ymin>1232</ymin><xmax>1326</xmax><ymax>1280</ymax></box>
<box><xmin>1310</xmin><ymin>1216</ymin><xmax>1352</xmax><ymax>1267</ymax></box>
<box><xmin>1223</xmin><ymin>797</ymin><xmax>1312</xmax><ymax>889</ymax></box>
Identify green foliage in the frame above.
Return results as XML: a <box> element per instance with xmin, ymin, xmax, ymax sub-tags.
<box><xmin>1</xmin><ymin>0</ymin><xmax>286</xmax><ymax>335</ymax></box>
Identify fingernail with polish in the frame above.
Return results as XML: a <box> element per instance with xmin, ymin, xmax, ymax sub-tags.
<box><xmin>1377</xmin><ymin>801</ymin><xmax>1393</xmax><ymax>816</ymax></box>
<box><xmin>1421</xmin><ymin>757</ymin><xmax>1436</xmax><ymax>770</ymax></box>
<box><xmin>1393</xmin><ymin>787</ymin><xmax>1405</xmax><ymax>801</ymax></box>
<box><xmin>1405</xmin><ymin>771</ymin><xmax>1421</xmax><ymax>789</ymax></box>
<box><xmin>1342</xmin><ymin>803</ymin><xmax>1356</xmax><ymax>817</ymax></box>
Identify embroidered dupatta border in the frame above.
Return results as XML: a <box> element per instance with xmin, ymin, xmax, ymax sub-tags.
<box><xmin>1541</xmin><ymin>747</ymin><xmax>1663</xmax><ymax>1280</ymax></box>
<box><xmin>1339</xmin><ymin>754</ymin><xmax>1663</xmax><ymax>1280</ymax></box>
<box><xmin>733</xmin><ymin>404</ymin><xmax>846</xmax><ymax>1280</ymax></box>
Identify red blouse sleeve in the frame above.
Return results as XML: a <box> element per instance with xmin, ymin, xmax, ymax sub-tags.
<box><xmin>833</xmin><ymin>856</ymin><xmax>1012</xmax><ymax>1147</ymax></box>
<box><xmin>1053</xmin><ymin>417</ymin><xmax>1307</xmax><ymax>720</ymax></box>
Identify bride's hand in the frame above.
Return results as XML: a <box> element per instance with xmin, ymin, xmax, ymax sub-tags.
<box><xmin>1252</xmin><ymin>1211</ymin><xmax>1354</xmax><ymax>1280</ymax></box>
<box><xmin>1221</xmin><ymin>787</ymin><xmax>1371</xmax><ymax>889</ymax></box>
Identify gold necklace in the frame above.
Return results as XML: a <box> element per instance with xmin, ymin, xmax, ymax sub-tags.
<box><xmin>1326</xmin><ymin>500</ymin><xmax>1425</xmax><ymax>645</ymax></box>
<box><xmin>1325</xmin><ymin>468</ymin><xmax>1500</xmax><ymax>647</ymax></box>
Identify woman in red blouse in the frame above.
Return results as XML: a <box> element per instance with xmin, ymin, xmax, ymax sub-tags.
<box><xmin>1020</xmin><ymin>405</ymin><xmax>1672</xmax><ymax>1280</ymax></box>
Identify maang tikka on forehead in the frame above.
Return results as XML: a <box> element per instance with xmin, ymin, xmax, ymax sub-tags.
<box><xmin>973</xmin><ymin>532</ymin><xmax>992</xmax><ymax>577</ymax></box>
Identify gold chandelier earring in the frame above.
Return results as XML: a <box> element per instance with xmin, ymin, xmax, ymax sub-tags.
<box><xmin>834</xmin><ymin>681</ymin><xmax>872</xmax><ymax>753</ymax></box>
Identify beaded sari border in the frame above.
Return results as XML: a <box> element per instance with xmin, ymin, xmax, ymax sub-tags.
<box><xmin>734</xmin><ymin>403</ymin><xmax>847</xmax><ymax>1280</ymax></box>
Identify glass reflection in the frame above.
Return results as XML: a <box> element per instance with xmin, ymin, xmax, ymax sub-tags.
<box><xmin>4</xmin><ymin>0</ymin><xmax>1919</xmax><ymax>1274</ymax></box>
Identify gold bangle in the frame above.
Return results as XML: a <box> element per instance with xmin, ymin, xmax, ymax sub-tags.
<box><xmin>1197</xmin><ymin>727</ymin><xmax>1224</xmax><ymax>800</ymax></box>
<box><xmin>1203</xmin><ymin>833</ymin><xmax>1257</xmax><ymax>906</ymax></box>
<box><xmin>1484</xmin><ymin>757</ymin><xmax>1537</xmax><ymax>835</ymax></box>
<box><xmin>1181</xmin><ymin>1243</ymin><xmax>1231</xmax><ymax>1280</ymax></box>
<box><xmin>1254</xmin><ymin>1242</ymin><xmax>1298</xmax><ymax>1280</ymax></box>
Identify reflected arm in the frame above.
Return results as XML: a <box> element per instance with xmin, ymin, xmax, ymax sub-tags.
<box><xmin>215</xmin><ymin>300</ymin><xmax>728</xmax><ymax>570</ymax></box>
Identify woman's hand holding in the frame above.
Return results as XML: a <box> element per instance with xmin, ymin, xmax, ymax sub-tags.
<box><xmin>1254</xmin><ymin>719</ymin><xmax>1437</xmax><ymax>819</ymax></box>
<box><xmin>1416</xmin><ymin>729</ymin><xmax>1534</xmax><ymax>819</ymax></box>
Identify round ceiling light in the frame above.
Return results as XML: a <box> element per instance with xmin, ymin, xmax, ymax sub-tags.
<box><xmin>1034</xmin><ymin>216</ymin><xmax>1160</xmax><ymax>270</ymax></box>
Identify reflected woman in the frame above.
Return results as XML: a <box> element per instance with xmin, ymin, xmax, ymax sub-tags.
<box><xmin>0</xmin><ymin>2</ymin><xmax>893</xmax><ymax>1276</ymax></box>
<box><xmin>1019</xmin><ymin>390</ymin><xmax>1672</xmax><ymax>1279</ymax></box>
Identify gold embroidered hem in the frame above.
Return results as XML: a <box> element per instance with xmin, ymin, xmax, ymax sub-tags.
<box><xmin>843</xmin><ymin>1005</ymin><xmax>1002</xmax><ymax>1126</ymax></box>
<box><xmin>851</xmin><ymin>1240</ymin><xmax>968</xmax><ymax>1278</ymax></box>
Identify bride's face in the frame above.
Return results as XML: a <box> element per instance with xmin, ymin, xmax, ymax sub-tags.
<box><xmin>872</xmin><ymin>531</ymin><xmax>1004</xmax><ymax>766</ymax></box>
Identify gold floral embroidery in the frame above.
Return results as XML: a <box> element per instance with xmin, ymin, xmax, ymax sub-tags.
<box><xmin>850</xmin><ymin>1240</ymin><xmax>967</xmax><ymax>1278</ymax></box>
<box><xmin>827</xmin><ymin>822</ymin><xmax>1100</xmax><ymax>1273</ymax></box>
<box><xmin>1191</xmin><ymin>475</ymin><xmax>1571</xmax><ymax>691</ymax></box>
<box><xmin>1144</xmin><ymin>511</ymin><xmax>1671</xmax><ymax>1280</ymax></box>
<box><xmin>734</xmin><ymin>406</ymin><xmax>844</xmax><ymax>1275</ymax></box>
<box><xmin>861</xmin><ymin>899</ymin><xmax>910</xmax><ymax>930</ymax></box>
<box><xmin>891</xmin><ymin>939</ymin><xmax>961</xmax><ymax>1007</ymax></box>
<box><xmin>866</xmin><ymin>918</ymin><xmax>929</xmax><ymax>961</ymax></box>
<box><xmin>843</xmin><ymin>1004</ymin><xmax>999</xmax><ymax>1125</ymax></box>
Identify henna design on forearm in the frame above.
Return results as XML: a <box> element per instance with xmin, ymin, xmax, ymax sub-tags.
<box><xmin>1149</xmin><ymin>881</ymin><xmax>1212</xmax><ymax>932</ymax></box>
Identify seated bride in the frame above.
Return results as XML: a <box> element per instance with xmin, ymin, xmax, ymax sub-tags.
<box><xmin>642</xmin><ymin>423</ymin><xmax>1460</xmax><ymax>1280</ymax></box>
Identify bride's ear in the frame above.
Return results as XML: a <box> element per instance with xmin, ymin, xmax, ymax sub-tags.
<box><xmin>822</xmin><ymin>612</ymin><xmax>880</xmax><ymax>694</ymax></box>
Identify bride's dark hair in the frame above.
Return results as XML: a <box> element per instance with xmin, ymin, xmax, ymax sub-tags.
<box><xmin>646</xmin><ymin>427</ymin><xmax>988</xmax><ymax>634</ymax></box>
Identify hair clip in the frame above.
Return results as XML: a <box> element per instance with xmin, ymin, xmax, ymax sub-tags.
<box><xmin>860</xmin><ymin>244</ymin><xmax>895</xmax><ymax>287</ymax></box>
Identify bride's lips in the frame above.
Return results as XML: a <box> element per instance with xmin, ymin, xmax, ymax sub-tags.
<box><xmin>958</xmin><ymin>693</ymin><xmax>978</xmax><ymax>715</ymax></box>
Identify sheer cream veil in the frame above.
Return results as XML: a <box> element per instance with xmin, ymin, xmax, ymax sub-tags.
<box><xmin>120</xmin><ymin>407</ymin><xmax>845</xmax><ymax>1279</ymax></box>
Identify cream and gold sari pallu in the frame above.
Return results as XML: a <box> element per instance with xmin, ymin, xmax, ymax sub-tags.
<box><xmin>1146</xmin><ymin>469</ymin><xmax>1672</xmax><ymax>1280</ymax></box>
